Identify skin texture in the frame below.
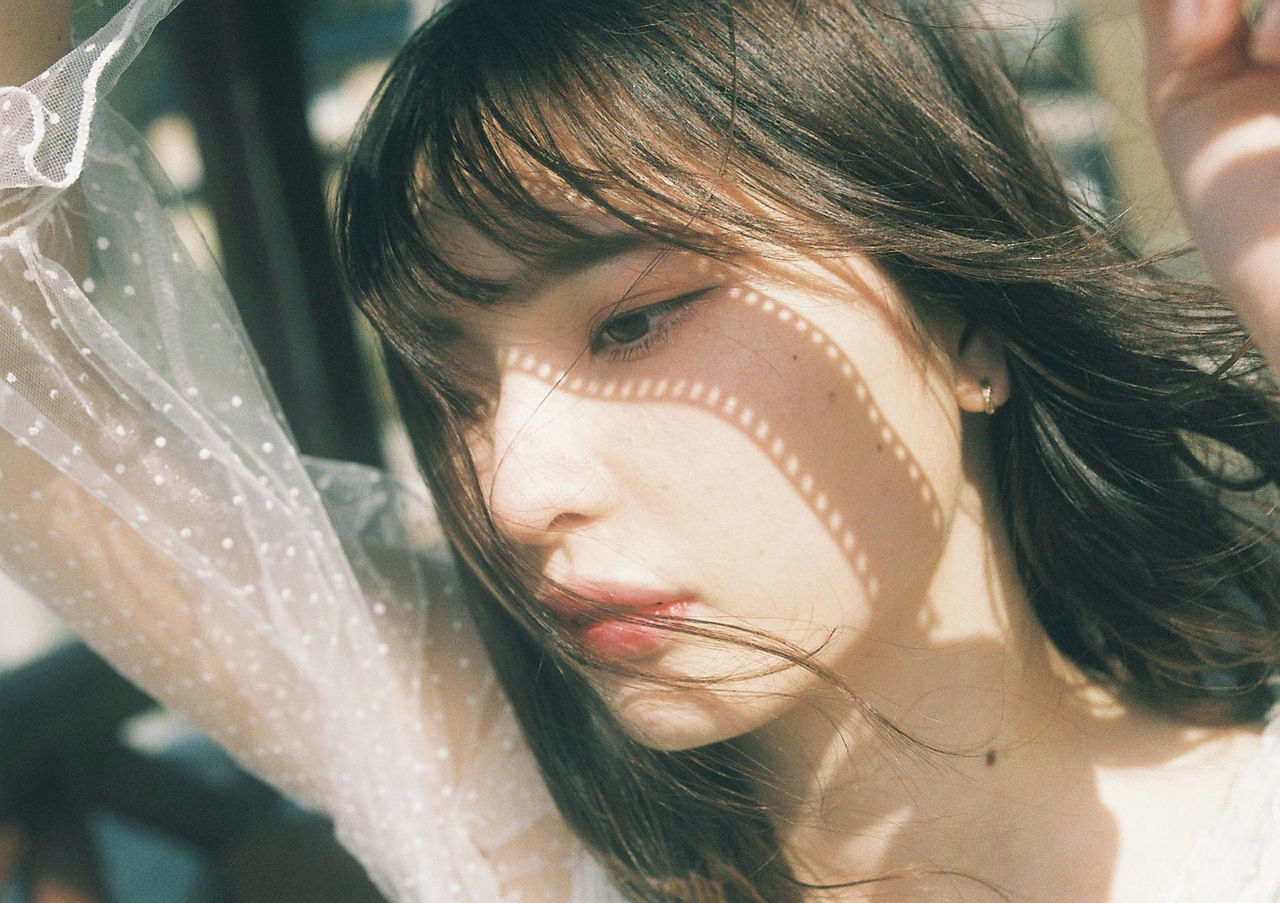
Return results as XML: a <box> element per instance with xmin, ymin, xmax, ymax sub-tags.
<box><xmin>1</xmin><ymin>2</ymin><xmax>1277</xmax><ymax>902</ymax></box>
<box><xmin>456</xmin><ymin>240</ymin><xmax>983</xmax><ymax>750</ymax></box>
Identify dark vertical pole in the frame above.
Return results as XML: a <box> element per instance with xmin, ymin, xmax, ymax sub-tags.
<box><xmin>167</xmin><ymin>0</ymin><xmax>383</xmax><ymax>467</ymax></box>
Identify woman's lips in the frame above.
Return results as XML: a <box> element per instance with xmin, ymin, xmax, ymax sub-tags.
<box><xmin>541</xmin><ymin>581</ymin><xmax>693</xmax><ymax>660</ymax></box>
<box><xmin>576</xmin><ymin>599</ymin><xmax>693</xmax><ymax>659</ymax></box>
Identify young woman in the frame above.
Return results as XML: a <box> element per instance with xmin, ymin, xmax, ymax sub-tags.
<box><xmin>2</xmin><ymin>1</ymin><xmax>1280</xmax><ymax>901</ymax></box>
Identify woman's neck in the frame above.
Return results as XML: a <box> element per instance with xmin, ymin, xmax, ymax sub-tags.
<box><xmin>746</xmin><ymin>465</ymin><xmax>1260</xmax><ymax>903</ymax></box>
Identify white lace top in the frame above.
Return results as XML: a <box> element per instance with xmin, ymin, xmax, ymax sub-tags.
<box><xmin>0</xmin><ymin>3</ymin><xmax>1274</xmax><ymax>901</ymax></box>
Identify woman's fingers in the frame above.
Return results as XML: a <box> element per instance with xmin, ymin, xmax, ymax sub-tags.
<box><xmin>1138</xmin><ymin>0</ymin><xmax>1247</xmax><ymax>109</ymax></box>
<box><xmin>1139</xmin><ymin>0</ymin><xmax>1242</xmax><ymax>61</ymax></box>
<box><xmin>1252</xmin><ymin>1</ymin><xmax>1280</xmax><ymax>64</ymax></box>
<box><xmin>1136</xmin><ymin>0</ymin><xmax>1280</xmax><ymax>370</ymax></box>
<box><xmin>1139</xmin><ymin>0</ymin><xmax>1280</xmax><ymax>76</ymax></box>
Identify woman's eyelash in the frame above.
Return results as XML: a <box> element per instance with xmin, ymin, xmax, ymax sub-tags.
<box><xmin>591</xmin><ymin>288</ymin><xmax>716</xmax><ymax>361</ymax></box>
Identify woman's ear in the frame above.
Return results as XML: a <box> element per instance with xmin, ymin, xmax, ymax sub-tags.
<box><xmin>952</xmin><ymin>322</ymin><xmax>1009</xmax><ymax>415</ymax></box>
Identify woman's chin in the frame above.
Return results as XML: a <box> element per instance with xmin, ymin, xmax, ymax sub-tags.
<box><xmin>601</xmin><ymin>679</ymin><xmax>798</xmax><ymax>752</ymax></box>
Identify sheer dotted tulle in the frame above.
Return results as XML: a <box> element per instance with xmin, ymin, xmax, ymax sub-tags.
<box><xmin>2</xmin><ymin>4</ymin><xmax>1277</xmax><ymax>903</ymax></box>
<box><xmin>0</xmin><ymin>2</ymin><xmax>617</xmax><ymax>901</ymax></box>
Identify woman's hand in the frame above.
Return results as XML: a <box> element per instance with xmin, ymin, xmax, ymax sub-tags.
<box><xmin>1139</xmin><ymin>0</ymin><xmax>1280</xmax><ymax>369</ymax></box>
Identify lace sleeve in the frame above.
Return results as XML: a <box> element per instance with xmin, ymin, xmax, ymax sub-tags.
<box><xmin>0</xmin><ymin>3</ymin><xmax>620</xmax><ymax>900</ymax></box>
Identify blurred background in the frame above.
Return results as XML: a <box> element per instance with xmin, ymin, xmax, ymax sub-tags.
<box><xmin>0</xmin><ymin>1</ymin><xmax>1193</xmax><ymax>900</ymax></box>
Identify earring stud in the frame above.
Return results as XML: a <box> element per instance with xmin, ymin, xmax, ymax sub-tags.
<box><xmin>980</xmin><ymin>378</ymin><xmax>995</xmax><ymax>415</ymax></box>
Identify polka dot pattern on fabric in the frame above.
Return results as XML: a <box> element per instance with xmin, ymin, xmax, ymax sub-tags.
<box><xmin>0</xmin><ymin>3</ymin><xmax>619</xmax><ymax>901</ymax></box>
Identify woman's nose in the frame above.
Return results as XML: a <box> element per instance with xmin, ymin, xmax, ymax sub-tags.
<box><xmin>478</xmin><ymin>371</ymin><xmax>612</xmax><ymax>546</ymax></box>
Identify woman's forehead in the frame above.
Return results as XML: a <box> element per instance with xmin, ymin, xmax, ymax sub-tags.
<box><xmin>414</xmin><ymin>158</ymin><xmax>720</xmax><ymax>297</ymax></box>
<box><xmin>423</xmin><ymin>197</ymin><xmax>670</xmax><ymax>291</ymax></box>
<box><xmin>409</xmin><ymin>140</ymin><xmax>850</xmax><ymax>313</ymax></box>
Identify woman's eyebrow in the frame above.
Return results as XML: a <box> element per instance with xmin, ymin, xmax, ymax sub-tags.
<box><xmin>503</xmin><ymin>232</ymin><xmax>668</xmax><ymax>301</ymax></box>
<box><xmin>539</xmin><ymin>232</ymin><xmax>664</xmax><ymax>274</ymax></box>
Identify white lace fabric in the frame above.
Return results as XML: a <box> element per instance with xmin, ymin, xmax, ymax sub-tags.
<box><xmin>0</xmin><ymin>2</ymin><xmax>614</xmax><ymax>900</ymax></box>
<box><xmin>0</xmin><ymin>3</ymin><xmax>1276</xmax><ymax>902</ymax></box>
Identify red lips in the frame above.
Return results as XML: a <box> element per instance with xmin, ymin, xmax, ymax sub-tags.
<box><xmin>541</xmin><ymin>581</ymin><xmax>693</xmax><ymax>659</ymax></box>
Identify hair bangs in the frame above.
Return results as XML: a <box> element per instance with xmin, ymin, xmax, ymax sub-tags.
<box><xmin>337</xmin><ymin>0</ymin><xmax>769</xmax><ymax>371</ymax></box>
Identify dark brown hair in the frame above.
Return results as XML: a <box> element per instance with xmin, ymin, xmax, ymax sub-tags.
<box><xmin>335</xmin><ymin>0</ymin><xmax>1280</xmax><ymax>899</ymax></box>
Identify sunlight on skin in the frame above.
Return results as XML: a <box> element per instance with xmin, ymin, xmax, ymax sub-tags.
<box><xmin>494</xmin><ymin>256</ymin><xmax>949</xmax><ymax>560</ymax></box>
<box><xmin>427</xmin><ymin>196</ymin><xmax>1265</xmax><ymax>900</ymax></box>
<box><xmin>452</xmin><ymin>241</ymin><xmax>973</xmax><ymax>752</ymax></box>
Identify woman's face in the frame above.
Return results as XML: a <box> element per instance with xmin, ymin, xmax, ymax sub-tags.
<box><xmin>438</xmin><ymin>217</ymin><xmax>974</xmax><ymax>751</ymax></box>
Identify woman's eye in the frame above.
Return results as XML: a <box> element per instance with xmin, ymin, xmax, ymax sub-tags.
<box><xmin>600</xmin><ymin>309</ymin><xmax>661</xmax><ymax>346</ymax></box>
<box><xmin>590</xmin><ymin>288</ymin><xmax>714</xmax><ymax>361</ymax></box>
